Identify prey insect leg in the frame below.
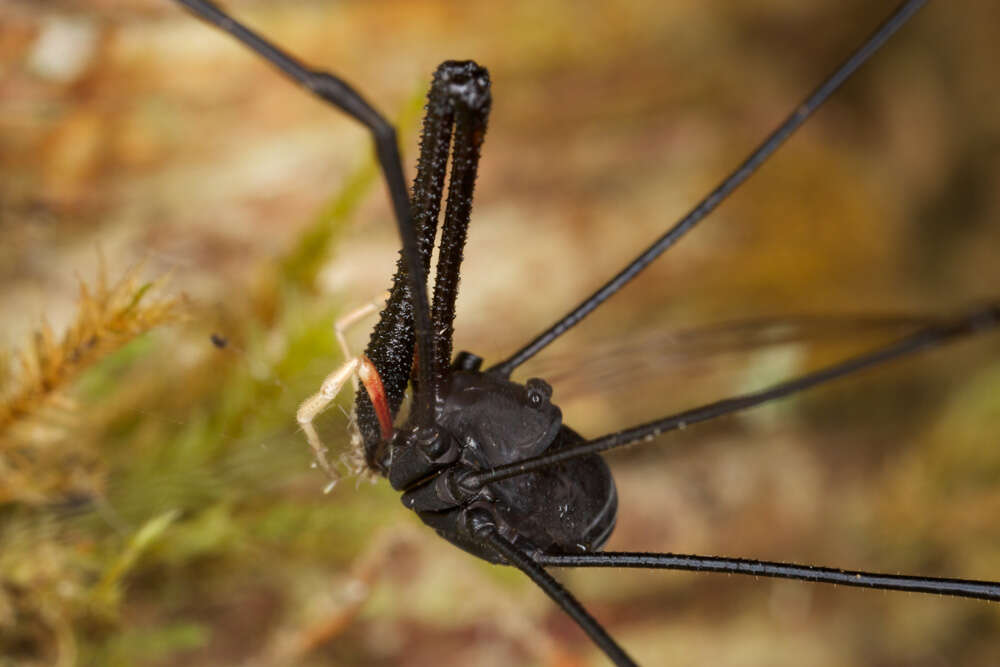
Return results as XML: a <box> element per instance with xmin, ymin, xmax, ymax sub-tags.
<box><xmin>297</xmin><ymin>295</ymin><xmax>393</xmax><ymax>485</ymax></box>
<box><xmin>295</xmin><ymin>296</ymin><xmax>385</xmax><ymax>483</ymax></box>
<box><xmin>296</xmin><ymin>355</ymin><xmax>389</xmax><ymax>488</ymax></box>
<box><xmin>333</xmin><ymin>292</ymin><xmax>389</xmax><ymax>392</ymax></box>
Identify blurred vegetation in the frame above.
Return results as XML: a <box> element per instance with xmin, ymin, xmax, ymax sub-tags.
<box><xmin>2</xmin><ymin>1</ymin><xmax>1000</xmax><ymax>666</ymax></box>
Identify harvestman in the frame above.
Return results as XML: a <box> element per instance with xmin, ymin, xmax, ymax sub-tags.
<box><xmin>172</xmin><ymin>1</ymin><xmax>999</xmax><ymax>664</ymax></box>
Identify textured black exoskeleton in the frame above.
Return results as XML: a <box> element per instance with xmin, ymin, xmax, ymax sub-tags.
<box><xmin>172</xmin><ymin>1</ymin><xmax>1000</xmax><ymax>664</ymax></box>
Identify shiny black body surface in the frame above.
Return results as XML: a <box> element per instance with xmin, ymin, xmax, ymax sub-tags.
<box><xmin>401</xmin><ymin>367</ymin><xmax>618</xmax><ymax>564</ymax></box>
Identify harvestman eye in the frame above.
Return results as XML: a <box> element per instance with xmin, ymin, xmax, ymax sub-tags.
<box><xmin>171</xmin><ymin>1</ymin><xmax>1000</xmax><ymax>664</ymax></box>
<box><xmin>526</xmin><ymin>379</ymin><xmax>551</xmax><ymax>408</ymax></box>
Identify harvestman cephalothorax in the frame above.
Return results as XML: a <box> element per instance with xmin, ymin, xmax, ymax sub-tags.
<box><xmin>171</xmin><ymin>1</ymin><xmax>999</xmax><ymax>664</ymax></box>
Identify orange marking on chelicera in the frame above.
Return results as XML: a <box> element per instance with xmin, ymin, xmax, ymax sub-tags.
<box><xmin>358</xmin><ymin>355</ymin><xmax>393</xmax><ymax>442</ymax></box>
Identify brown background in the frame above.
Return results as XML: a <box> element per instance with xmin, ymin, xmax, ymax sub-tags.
<box><xmin>3</xmin><ymin>1</ymin><xmax>1000</xmax><ymax>665</ymax></box>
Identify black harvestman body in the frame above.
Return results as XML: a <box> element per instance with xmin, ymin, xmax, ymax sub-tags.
<box><xmin>169</xmin><ymin>1</ymin><xmax>1000</xmax><ymax>664</ymax></box>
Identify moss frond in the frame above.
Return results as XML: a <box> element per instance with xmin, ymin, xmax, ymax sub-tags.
<box><xmin>0</xmin><ymin>260</ymin><xmax>185</xmax><ymax>504</ymax></box>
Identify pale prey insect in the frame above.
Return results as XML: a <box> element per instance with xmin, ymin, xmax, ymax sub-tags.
<box><xmin>172</xmin><ymin>0</ymin><xmax>1000</xmax><ymax>664</ymax></box>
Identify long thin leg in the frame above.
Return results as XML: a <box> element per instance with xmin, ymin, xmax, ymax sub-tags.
<box><xmin>471</xmin><ymin>514</ymin><xmax>637</xmax><ymax>667</ymax></box>
<box><xmin>489</xmin><ymin>0</ymin><xmax>929</xmax><ymax>377</ymax></box>
<box><xmin>171</xmin><ymin>0</ymin><xmax>438</xmax><ymax>430</ymax></box>
<box><xmin>536</xmin><ymin>552</ymin><xmax>1000</xmax><ymax>602</ymax></box>
<box><xmin>469</xmin><ymin>302</ymin><xmax>1000</xmax><ymax>487</ymax></box>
